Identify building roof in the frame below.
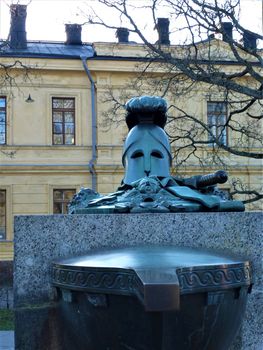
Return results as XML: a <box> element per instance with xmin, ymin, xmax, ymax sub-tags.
<box><xmin>0</xmin><ymin>41</ymin><xmax>94</xmax><ymax>59</ymax></box>
<box><xmin>1</xmin><ymin>39</ymin><xmax>261</xmax><ymax>66</ymax></box>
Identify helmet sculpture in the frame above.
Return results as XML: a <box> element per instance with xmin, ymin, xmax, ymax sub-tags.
<box><xmin>69</xmin><ymin>95</ymin><xmax>245</xmax><ymax>214</ymax></box>
<box><xmin>122</xmin><ymin>96</ymin><xmax>172</xmax><ymax>184</ymax></box>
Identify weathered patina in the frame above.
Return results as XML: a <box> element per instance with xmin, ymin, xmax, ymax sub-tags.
<box><xmin>69</xmin><ymin>96</ymin><xmax>244</xmax><ymax>214</ymax></box>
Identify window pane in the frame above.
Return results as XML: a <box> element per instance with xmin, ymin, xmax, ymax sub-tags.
<box><xmin>220</xmin><ymin>103</ymin><xmax>227</xmax><ymax>112</ymax></box>
<box><xmin>64</xmin><ymin>190</ymin><xmax>75</xmax><ymax>201</ymax></box>
<box><xmin>221</xmin><ymin>133</ymin><xmax>227</xmax><ymax>145</ymax></box>
<box><xmin>0</xmin><ymin>229</ymin><xmax>5</xmax><ymax>240</ymax></box>
<box><xmin>0</xmin><ymin>134</ymin><xmax>5</xmax><ymax>144</ymax></box>
<box><xmin>65</xmin><ymin>134</ymin><xmax>74</xmax><ymax>144</ymax></box>
<box><xmin>62</xmin><ymin>203</ymin><xmax>68</xmax><ymax>214</ymax></box>
<box><xmin>64</xmin><ymin>112</ymin><xmax>74</xmax><ymax>122</ymax></box>
<box><xmin>207</xmin><ymin>102</ymin><xmax>227</xmax><ymax>146</ymax></box>
<box><xmin>53</xmin><ymin>202</ymin><xmax>62</xmax><ymax>214</ymax></box>
<box><xmin>0</xmin><ymin>191</ymin><xmax>5</xmax><ymax>202</ymax></box>
<box><xmin>208</xmin><ymin>115</ymin><xmax>216</xmax><ymax>127</ymax></box>
<box><xmin>218</xmin><ymin>126</ymin><xmax>227</xmax><ymax>143</ymax></box>
<box><xmin>53</xmin><ymin>112</ymin><xmax>63</xmax><ymax>122</ymax></box>
<box><xmin>52</xmin><ymin>97</ymin><xmax>75</xmax><ymax>145</ymax></box>
<box><xmin>53</xmin><ymin>190</ymin><xmax>63</xmax><ymax>200</ymax></box>
<box><xmin>53</xmin><ymin>123</ymin><xmax>63</xmax><ymax>134</ymax></box>
<box><xmin>218</xmin><ymin>114</ymin><xmax>226</xmax><ymax>126</ymax></box>
<box><xmin>53</xmin><ymin>189</ymin><xmax>75</xmax><ymax>214</ymax></box>
<box><xmin>0</xmin><ymin>98</ymin><xmax>6</xmax><ymax>108</ymax></box>
<box><xmin>207</xmin><ymin>103</ymin><xmax>214</xmax><ymax>113</ymax></box>
<box><xmin>0</xmin><ymin>112</ymin><xmax>5</xmax><ymax>122</ymax></box>
<box><xmin>64</xmin><ymin>123</ymin><xmax>74</xmax><ymax>134</ymax></box>
<box><xmin>0</xmin><ymin>98</ymin><xmax>6</xmax><ymax>146</ymax></box>
<box><xmin>53</xmin><ymin>134</ymin><xmax>63</xmax><ymax>145</ymax></box>
<box><xmin>63</xmin><ymin>99</ymin><xmax>74</xmax><ymax>109</ymax></box>
<box><xmin>214</xmin><ymin>104</ymin><xmax>222</xmax><ymax>113</ymax></box>
<box><xmin>52</xmin><ymin>99</ymin><xmax>63</xmax><ymax>108</ymax></box>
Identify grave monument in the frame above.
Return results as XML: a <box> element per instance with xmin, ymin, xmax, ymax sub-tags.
<box><xmin>14</xmin><ymin>96</ymin><xmax>261</xmax><ymax>350</ymax></box>
<box><xmin>51</xmin><ymin>96</ymin><xmax>252</xmax><ymax>349</ymax></box>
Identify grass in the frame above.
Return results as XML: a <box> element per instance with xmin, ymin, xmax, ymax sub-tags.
<box><xmin>0</xmin><ymin>309</ymin><xmax>14</xmax><ymax>330</ymax></box>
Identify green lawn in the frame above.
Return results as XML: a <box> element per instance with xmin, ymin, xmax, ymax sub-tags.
<box><xmin>0</xmin><ymin>309</ymin><xmax>14</xmax><ymax>330</ymax></box>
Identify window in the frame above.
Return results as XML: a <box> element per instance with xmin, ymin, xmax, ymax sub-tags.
<box><xmin>52</xmin><ymin>98</ymin><xmax>75</xmax><ymax>145</ymax></box>
<box><xmin>0</xmin><ymin>97</ymin><xmax>6</xmax><ymax>145</ymax></box>
<box><xmin>53</xmin><ymin>189</ymin><xmax>76</xmax><ymax>214</ymax></box>
<box><xmin>0</xmin><ymin>190</ymin><xmax>6</xmax><ymax>240</ymax></box>
<box><xmin>207</xmin><ymin>102</ymin><xmax>227</xmax><ymax>145</ymax></box>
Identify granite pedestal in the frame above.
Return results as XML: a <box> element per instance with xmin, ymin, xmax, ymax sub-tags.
<box><xmin>14</xmin><ymin>212</ymin><xmax>262</xmax><ymax>350</ymax></box>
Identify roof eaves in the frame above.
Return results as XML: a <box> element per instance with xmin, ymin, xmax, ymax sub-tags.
<box><xmin>0</xmin><ymin>40</ymin><xmax>95</xmax><ymax>59</ymax></box>
<box><xmin>89</xmin><ymin>55</ymin><xmax>261</xmax><ymax>66</ymax></box>
<box><xmin>0</xmin><ymin>52</ymin><xmax>88</xmax><ymax>59</ymax></box>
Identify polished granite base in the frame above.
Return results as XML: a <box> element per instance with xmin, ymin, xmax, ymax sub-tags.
<box><xmin>14</xmin><ymin>212</ymin><xmax>262</xmax><ymax>349</ymax></box>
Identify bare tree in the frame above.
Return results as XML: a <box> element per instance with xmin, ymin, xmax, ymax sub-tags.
<box><xmin>85</xmin><ymin>0</ymin><xmax>262</xmax><ymax>206</ymax></box>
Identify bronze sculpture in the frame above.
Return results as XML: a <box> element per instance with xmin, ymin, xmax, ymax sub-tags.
<box><xmin>69</xmin><ymin>96</ymin><xmax>244</xmax><ymax>214</ymax></box>
<box><xmin>55</xmin><ymin>99</ymin><xmax>252</xmax><ymax>350</ymax></box>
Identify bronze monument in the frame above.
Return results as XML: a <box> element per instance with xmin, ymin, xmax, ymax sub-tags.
<box><xmin>51</xmin><ymin>97</ymin><xmax>252</xmax><ymax>350</ymax></box>
<box><xmin>69</xmin><ymin>96</ymin><xmax>244</xmax><ymax>214</ymax></box>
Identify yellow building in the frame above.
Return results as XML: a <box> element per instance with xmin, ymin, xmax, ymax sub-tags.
<box><xmin>0</xmin><ymin>5</ymin><xmax>262</xmax><ymax>260</ymax></box>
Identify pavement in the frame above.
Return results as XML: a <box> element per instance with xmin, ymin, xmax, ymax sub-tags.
<box><xmin>0</xmin><ymin>331</ymin><xmax>14</xmax><ymax>350</ymax></box>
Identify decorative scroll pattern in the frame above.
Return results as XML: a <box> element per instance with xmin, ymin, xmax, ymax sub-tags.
<box><xmin>52</xmin><ymin>262</ymin><xmax>252</xmax><ymax>297</ymax></box>
<box><xmin>52</xmin><ymin>266</ymin><xmax>140</xmax><ymax>297</ymax></box>
<box><xmin>177</xmin><ymin>264</ymin><xmax>252</xmax><ymax>294</ymax></box>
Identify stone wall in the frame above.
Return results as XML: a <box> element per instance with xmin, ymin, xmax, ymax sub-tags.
<box><xmin>14</xmin><ymin>212</ymin><xmax>262</xmax><ymax>350</ymax></box>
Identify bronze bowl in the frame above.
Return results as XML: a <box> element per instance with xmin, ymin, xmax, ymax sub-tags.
<box><xmin>52</xmin><ymin>246</ymin><xmax>252</xmax><ymax>350</ymax></box>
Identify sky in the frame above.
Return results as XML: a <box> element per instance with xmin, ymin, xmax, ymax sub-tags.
<box><xmin>0</xmin><ymin>0</ymin><xmax>262</xmax><ymax>44</ymax></box>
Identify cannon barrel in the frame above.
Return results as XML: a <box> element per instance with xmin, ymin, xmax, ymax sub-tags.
<box><xmin>196</xmin><ymin>170</ymin><xmax>228</xmax><ymax>188</ymax></box>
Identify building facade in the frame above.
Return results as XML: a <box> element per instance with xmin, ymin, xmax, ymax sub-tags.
<box><xmin>0</xmin><ymin>5</ymin><xmax>262</xmax><ymax>260</ymax></box>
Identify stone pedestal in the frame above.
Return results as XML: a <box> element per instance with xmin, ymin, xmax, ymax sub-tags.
<box><xmin>14</xmin><ymin>212</ymin><xmax>262</xmax><ymax>350</ymax></box>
